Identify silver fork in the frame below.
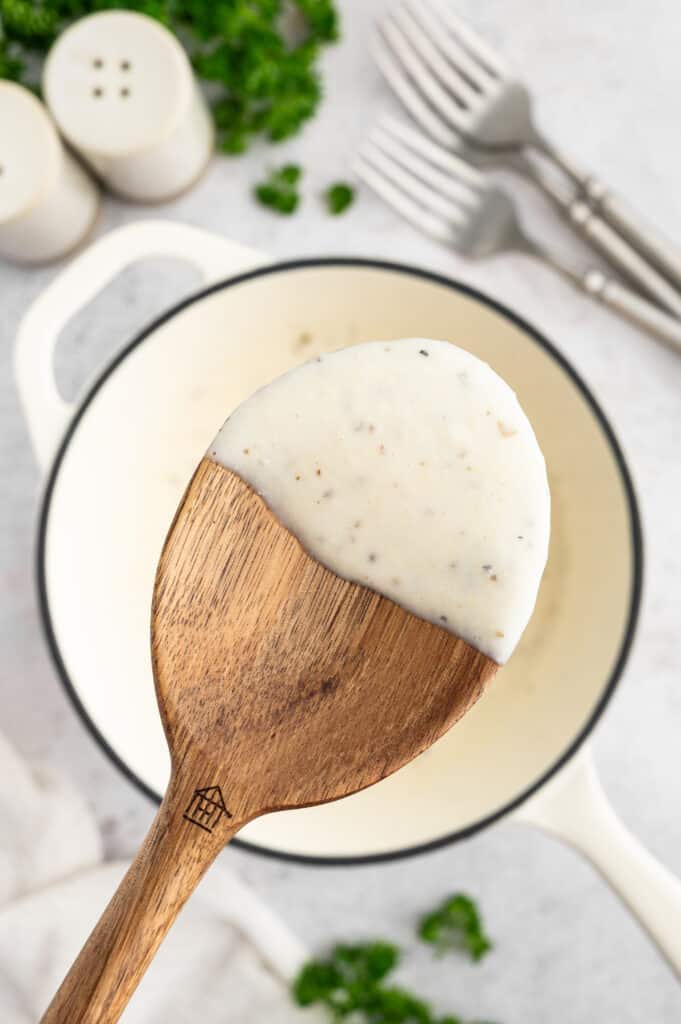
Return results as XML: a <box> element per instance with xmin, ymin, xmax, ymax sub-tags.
<box><xmin>377</xmin><ymin>0</ymin><xmax>681</xmax><ymax>300</ymax></box>
<box><xmin>356</xmin><ymin>118</ymin><xmax>681</xmax><ymax>353</ymax></box>
<box><xmin>374</xmin><ymin>26</ymin><xmax>681</xmax><ymax>316</ymax></box>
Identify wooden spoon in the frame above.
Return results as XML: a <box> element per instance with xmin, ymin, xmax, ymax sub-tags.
<box><xmin>41</xmin><ymin>458</ymin><xmax>498</xmax><ymax>1023</ymax></box>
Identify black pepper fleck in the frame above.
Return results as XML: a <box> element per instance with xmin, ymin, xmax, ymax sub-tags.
<box><xmin>419</xmin><ymin>349</ymin><xmax>429</xmax><ymax>357</ymax></box>
<box><xmin>368</xmin><ymin>553</ymin><xmax>377</xmax><ymax>562</ymax></box>
<box><xmin>482</xmin><ymin>564</ymin><xmax>492</xmax><ymax>572</ymax></box>
<box><xmin>439</xmin><ymin>615</ymin><xmax>448</xmax><ymax>623</ymax></box>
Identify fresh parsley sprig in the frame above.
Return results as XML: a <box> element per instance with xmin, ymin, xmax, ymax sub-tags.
<box><xmin>294</xmin><ymin>941</ymin><xmax>461</xmax><ymax>1023</ymax></box>
<box><xmin>418</xmin><ymin>894</ymin><xmax>492</xmax><ymax>963</ymax></box>
<box><xmin>294</xmin><ymin>941</ymin><xmax>399</xmax><ymax>1017</ymax></box>
<box><xmin>293</xmin><ymin>926</ymin><xmax>497</xmax><ymax>1023</ymax></box>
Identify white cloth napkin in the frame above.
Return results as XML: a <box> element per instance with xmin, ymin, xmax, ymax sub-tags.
<box><xmin>0</xmin><ymin>731</ymin><xmax>320</xmax><ymax>1022</ymax></box>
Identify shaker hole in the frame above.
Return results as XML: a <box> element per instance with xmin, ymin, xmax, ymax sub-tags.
<box><xmin>92</xmin><ymin>87</ymin><xmax>104</xmax><ymax>98</ymax></box>
<box><xmin>120</xmin><ymin>60</ymin><xmax>131</xmax><ymax>71</ymax></box>
<box><xmin>92</xmin><ymin>57</ymin><xmax>104</xmax><ymax>69</ymax></box>
<box><xmin>120</xmin><ymin>87</ymin><xmax>130</xmax><ymax>98</ymax></box>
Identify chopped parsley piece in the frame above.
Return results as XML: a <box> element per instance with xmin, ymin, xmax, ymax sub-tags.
<box><xmin>254</xmin><ymin>163</ymin><xmax>302</xmax><ymax>214</ymax></box>
<box><xmin>277</xmin><ymin>163</ymin><xmax>302</xmax><ymax>185</ymax></box>
<box><xmin>325</xmin><ymin>182</ymin><xmax>355</xmax><ymax>215</ymax></box>
<box><xmin>418</xmin><ymin>894</ymin><xmax>492</xmax><ymax>962</ymax></box>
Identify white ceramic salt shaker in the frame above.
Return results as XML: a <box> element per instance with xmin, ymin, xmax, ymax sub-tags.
<box><xmin>0</xmin><ymin>82</ymin><xmax>99</xmax><ymax>264</ymax></box>
<box><xmin>43</xmin><ymin>11</ymin><xmax>214</xmax><ymax>203</ymax></box>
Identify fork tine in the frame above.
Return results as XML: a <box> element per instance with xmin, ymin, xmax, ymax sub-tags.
<box><xmin>393</xmin><ymin>3</ymin><xmax>480</xmax><ymax>107</ymax></box>
<box><xmin>354</xmin><ymin>155</ymin><xmax>453</xmax><ymax>244</ymax></box>
<box><xmin>426</xmin><ymin>0</ymin><xmax>508</xmax><ymax>77</ymax></box>
<box><xmin>359</xmin><ymin>141</ymin><xmax>468</xmax><ymax>227</ymax></box>
<box><xmin>403</xmin><ymin>0</ymin><xmax>496</xmax><ymax>92</ymax></box>
<box><xmin>380</xmin><ymin>15</ymin><xmax>472</xmax><ymax>134</ymax></box>
<box><xmin>371</xmin><ymin>126</ymin><xmax>481</xmax><ymax>211</ymax></box>
<box><xmin>378</xmin><ymin>115</ymin><xmax>484</xmax><ymax>189</ymax></box>
<box><xmin>371</xmin><ymin>33</ymin><xmax>455</xmax><ymax>148</ymax></box>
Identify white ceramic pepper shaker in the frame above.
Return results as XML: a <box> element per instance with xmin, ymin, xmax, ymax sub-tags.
<box><xmin>43</xmin><ymin>11</ymin><xmax>214</xmax><ymax>203</ymax></box>
<box><xmin>0</xmin><ymin>81</ymin><xmax>99</xmax><ymax>264</ymax></box>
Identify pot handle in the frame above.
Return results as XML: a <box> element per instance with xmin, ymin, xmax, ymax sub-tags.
<box><xmin>14</xmin><ymin>220</ymin><xmax>264</xmax><ymax>470</ymax></box>
<box><xmin>514</xmin><ymin>746</ymin><xmax>681</xmax><ymax>977</ymax></box>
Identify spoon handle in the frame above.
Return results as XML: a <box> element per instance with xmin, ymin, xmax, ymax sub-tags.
<box><xmin>40</xmin><ymin>769</ymin><xmax>241</xmax><ymax>1023</ymax></box>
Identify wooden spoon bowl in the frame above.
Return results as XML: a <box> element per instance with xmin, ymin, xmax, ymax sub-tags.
<box><xmin>41</xmin><ymin>458</ymin><xmax>498</xmax><ymax>1023</ymax></box>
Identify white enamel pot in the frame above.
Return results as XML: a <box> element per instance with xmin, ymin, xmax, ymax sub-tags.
<box><xmin>15</xmin><ymin>221</ymin><xmax>681</xmax><ymax>975</ymax></box>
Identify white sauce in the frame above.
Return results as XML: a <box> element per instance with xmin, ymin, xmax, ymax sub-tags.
<box><xmin>209</xmin><ymin>339</ymin><xmax>550</xmax><ymax>663</ymax></box>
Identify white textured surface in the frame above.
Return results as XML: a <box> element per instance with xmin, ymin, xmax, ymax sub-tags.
<box><xmin>2</xmin><ymin>1</ymin><xmax>681</xmax><ymax>1020</ymax></box>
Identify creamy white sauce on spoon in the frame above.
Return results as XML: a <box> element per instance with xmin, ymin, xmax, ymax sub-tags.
<box><xmin>210</xmin><ymin>338</ymin><xmax>550</xmax><ymax>663</ymax></box>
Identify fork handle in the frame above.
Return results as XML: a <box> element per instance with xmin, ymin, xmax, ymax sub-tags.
<box><xmin>568</xmin><ymin>200</ymin><xmax>681</xmax><ymax>320</ymax></box>
<box><xmin>582</xmin><ymin>269</ymin><xmax>681</xmax><ymax>353</ymax></box>
<box><xmin>583</xmin><ymin>179</ymin><xmax>681</xmax><ymax>294</ymax></box>
<box><xmin>534</xmin><ymin>135</ymin><xmax>681</xmax><ymax>294</ymax></box>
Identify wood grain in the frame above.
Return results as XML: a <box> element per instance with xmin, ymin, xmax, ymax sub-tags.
<box><xmin>41</xmin><ymin>458</ymin><xmax>498</xmax><ymax>1023</ymax></box>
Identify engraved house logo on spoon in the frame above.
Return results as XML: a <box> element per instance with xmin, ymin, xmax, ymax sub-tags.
<box><xmin>183</xmin><ymin>786</ymin><xmax>232</xmax><ymax>833</ymax></box>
